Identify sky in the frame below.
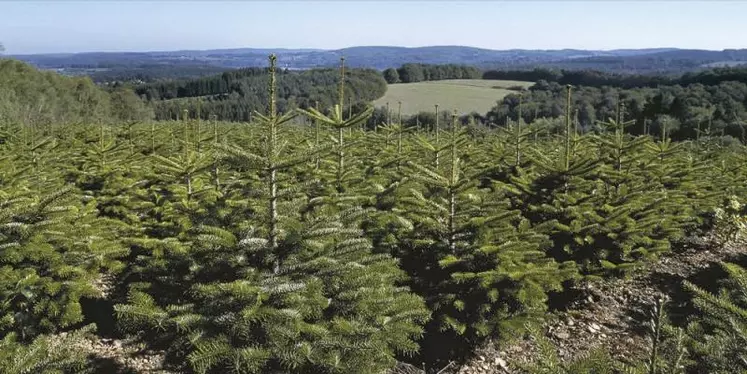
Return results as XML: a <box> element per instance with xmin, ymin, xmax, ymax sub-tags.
<box><xmin>1</xmin><ymin>1</ymin><xmax>746</xmax><ymax>54</ymax></box>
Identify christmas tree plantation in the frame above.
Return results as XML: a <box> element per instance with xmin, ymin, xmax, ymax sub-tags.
<box><xmin>1</xmin><ymin>56</ymin><xmax>746</xmax><ymax>373</ymax></box>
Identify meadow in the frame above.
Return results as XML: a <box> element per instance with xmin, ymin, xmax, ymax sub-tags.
<box><xmin>373</xmin><ymin>79</ymin><xmax>533</xmax><ymax>115</ymax></box>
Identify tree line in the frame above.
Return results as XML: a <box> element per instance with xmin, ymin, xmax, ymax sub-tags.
<box><xmin>383</xmin><ymin>63</ymin><xmax>481</xmax><ymax>84</ymax></box>
<box><xmin>486</xmin><ymin>79</ymin><xmax>747</xmax><ymax>141</ymax></box>
<box><xmin>483</xmin><ymin>66</ymin><xmax>747</xmax><ymax>89</ymax></box>
<box><xmin>135</xmin><ymin>67</ymin><xmax>269</xmax><ymax>100</ymax></box>
<box><xmin>92</xmin><ymin>64</ymin><xmax>229</xmax><ymax>84</ymax></box>
<box><xmin>137</xmin><ymin>66</ymin><xmax>387</xmax><ymax>121</ymax></box>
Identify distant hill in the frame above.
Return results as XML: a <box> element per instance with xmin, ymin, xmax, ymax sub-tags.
<box><xmin>524</xmin><ymin>48</ymin><xmax>747</xmax><ymax>74</ymax></box>
<box><xmin>7</xmin><ymin>46</ymin><xmax>747</xmax><ymax>78</ymax></box>
<box><xmin>2</xmin><ymin>46</ymin><xmax>685</xmax><ymax>70</ymax></box>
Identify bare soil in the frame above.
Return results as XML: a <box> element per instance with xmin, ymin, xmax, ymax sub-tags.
<box><xmin>451</xmin><ymin>236</ymin><xmax>746</xmax><ymax>374</ymax></box>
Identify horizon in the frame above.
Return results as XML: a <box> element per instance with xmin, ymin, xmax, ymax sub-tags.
<box><xmin>5</xmin><ymin>45</ymin><xmax>734</xmax><ymax>57</ymax></box>
<box><xmin>1</xmin><ymin>1</ymin><xmax>746</xmax><ymax>55</ymax></box>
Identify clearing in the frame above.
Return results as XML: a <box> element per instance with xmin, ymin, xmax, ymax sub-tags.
<box><xmin>373</xmin><ymin>79</ymin><xmax>534</xmax><ymax>116</ymax></box>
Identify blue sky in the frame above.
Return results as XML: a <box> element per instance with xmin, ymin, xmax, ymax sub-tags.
<box><xmin>1</xmin><ymin>1</ymin><xmax>746</xmax><ymax>54</ymax></box>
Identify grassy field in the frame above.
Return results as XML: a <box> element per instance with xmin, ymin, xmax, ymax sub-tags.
<box><xmin>373</xmin><ymin>79</ymin><xmax>534</xmax><ymax>116</ymax></box>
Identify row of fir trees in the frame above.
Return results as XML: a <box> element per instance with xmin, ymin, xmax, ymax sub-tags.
<box><xmin>1</xmin><ymin>55</ymin><xmax>747</xmax><ymax>373</ymax></box>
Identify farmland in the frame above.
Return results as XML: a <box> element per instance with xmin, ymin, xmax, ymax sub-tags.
<box><xmin>373</xmin><ymin>79</ymin><xmax>533</xmax><ymax>115</ymax></box>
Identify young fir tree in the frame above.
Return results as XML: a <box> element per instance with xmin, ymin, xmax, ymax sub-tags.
<box><xmin>115</xmin><ymin>55</ymin><xmax>429</xmax><ymax>374</ymax></box>
<box><xmin>694</xmin><ymin>143</ymin><xmax>747</xmax><ymax>222</ymax></box>
<box><xmin>0</xmin><ymin>155</ymin><xmax>126</xmax><ymax>340</ymax></box>
<box><xmin>500</xmin><ymin>86</ymin><xmax>602</xmax><ymax>272</ymax></box>
<box><xmin>297</xmin><ymin>60</ymin><xmax>416</xmax><ymax>261</ymax></box>
<box><xmin>394</xmin><ymin>112</ymin><xmax>575</xmax><ymax>361</ymax></box>
<box><xmin>566</xmin><ymin>117</ymin><xmax>695</xmax><ymax>273</ymax></box>
<box><xmin>497</xmin><ymin>92</ymin><xmax>536</xmax><ymax>170</ymax></box>
<box><xmin>0</xmin><ymin>324</ymin><xmax>94</xmax><ymax>374</ymax></box>
<box><xmin>298</xmin><ymin>57</ymin><xmax>373</xmax><ymax>194</ymax></box>
<box><xmin>643</xmin><ymin>135</ymin><xmax>708</xmax><ymax>217</ymax></box>
<box><xmin>685</xmin><ymin>262</ymin><xmax>747</xmax><ymax>374</ymax></box>
<box><xmin>500</xmin><ymin>88</ymin><xmax>699</xmax><ymax>275</ymax></box>
<box><xmin>0</xmin><ymin>123</ymin><xmax>125</xmax><ymax>372</ymax></box>
<box><xmin>297</xmin><ymin>57</ymin><xmax>380</xmax><ymax>221</ymax></box>
<box><xmin>516</xmin><ymin>324</ymin><xmax>618</xmax><ymax>374</ymax></box>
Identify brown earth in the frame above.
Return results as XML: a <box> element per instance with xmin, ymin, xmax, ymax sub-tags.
<box><xmin>451</xmin><ymin>235</ymin><xmax>746</xmax><ymax>374</ymax></box>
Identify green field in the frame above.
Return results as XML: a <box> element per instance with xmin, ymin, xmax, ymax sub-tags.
<box><xmin>373</xmin><ymin>79</ymin><xmax>534</xmax><ymax>115</ymax></box>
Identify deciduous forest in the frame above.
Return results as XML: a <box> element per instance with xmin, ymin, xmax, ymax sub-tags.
<box><xmin>485</xmin><ymin>67</ymin><xmax>747</xmax><ymax>142</ymax></box>
<box><xmin>1</xmin><ymin>53</ymin><xmax>747</xmax><ymax>374</ymax></box>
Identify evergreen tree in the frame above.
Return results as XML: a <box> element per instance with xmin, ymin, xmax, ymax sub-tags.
<box><xmin>0</xmin><ymin>167</ymin><xmax>125</xmax><ymax>340</ymax></box>
<box><xmin>0</xmin><ymin>325</ymin><xmax>93</xmax><ymax>374</ymax></box>
<box><xmin>115</xmin><ymin>55</ymin><xmax>429</xmax><ymax>374</ymax></box>
<box><xmin>685</xmin><ymin>262</ymin><xmax>747</xmax><ymax>374</ymax></box>
<box><xmin>394</xmin><ymin>113</ymin><xmax>575</xmax><ymax>361</ymax></box>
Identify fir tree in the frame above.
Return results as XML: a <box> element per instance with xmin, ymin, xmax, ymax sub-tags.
<box><xmin>394</xmin><ymin>113</ymin><xmax>575</xmax><ymax>362</ymax></box>
<box><xmin>115</xmin><ymin>55</ymin><xmax>429</xmax><ymax>374</ymax></box>
<box><xmin>685</xmin><ymin>262</ymin><xmax>747</xmax><ymax>374</ymax></box>
<box><xmin>0</xmin><ymin>167</ymin><xmax>125</xmax><ymax>340</ymax></box>
<box><xmin>0</xmin><ymin>324</ymin><xmax>94</xmax><ymax>374</ymax></box>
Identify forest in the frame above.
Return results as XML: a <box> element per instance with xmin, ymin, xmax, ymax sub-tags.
<box><xmin>486</xmin><ymin>77</ymin><xmax>747</xmax><ymax>142</ymax></box>
<box><xmin>482</xmin><ymin>66</ymin><xmax>747</xmax><ymax>89</ymax></box>
<box><xmin>382</xmin><ymin>63</ymin><xmax>482</xmax><ymax>84</ymax></box>
<box><xmin>0</xmin><ymin>55</ymin><xmax>747</xmax><ymax>374</ymax></box>
<box><xmin>121</xmin><ymin>59</ymin><xmax>747</xmax><ymax>141</ymax></box>
<box><xmin>91</xmin><ymin>65</ymin><xmax>230</xmax><ymax>84</ymax></box>
<box><xmin>134</xmin><ymin>64</ymin><xmax>387</xmax><ymax>121</ymax></box>
<box><xmin>133</xmin><ymin>62</ymin><xmax>481</xmax><ymax>122</ymax></box>
<box><xmin>0</xmin><ymin>59</ymin><xmax>153</xmax><ymax>125</ymax></box>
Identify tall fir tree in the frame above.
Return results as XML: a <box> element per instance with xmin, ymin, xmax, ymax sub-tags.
<box><xmin>115</xmin><ymin>55</ymin><xmax>429</xmax><ymax>374</ymax></box>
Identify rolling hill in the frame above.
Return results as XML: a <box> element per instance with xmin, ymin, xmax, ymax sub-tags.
<box><xmin>7</xmin><ymin>46</ymin><xmax>747</xmax><ymax>79</ymax></box>
<box><xmin>523</xmin><ymin>48</ymin><xmax>747</xmax><ymax>74</ymax></box>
